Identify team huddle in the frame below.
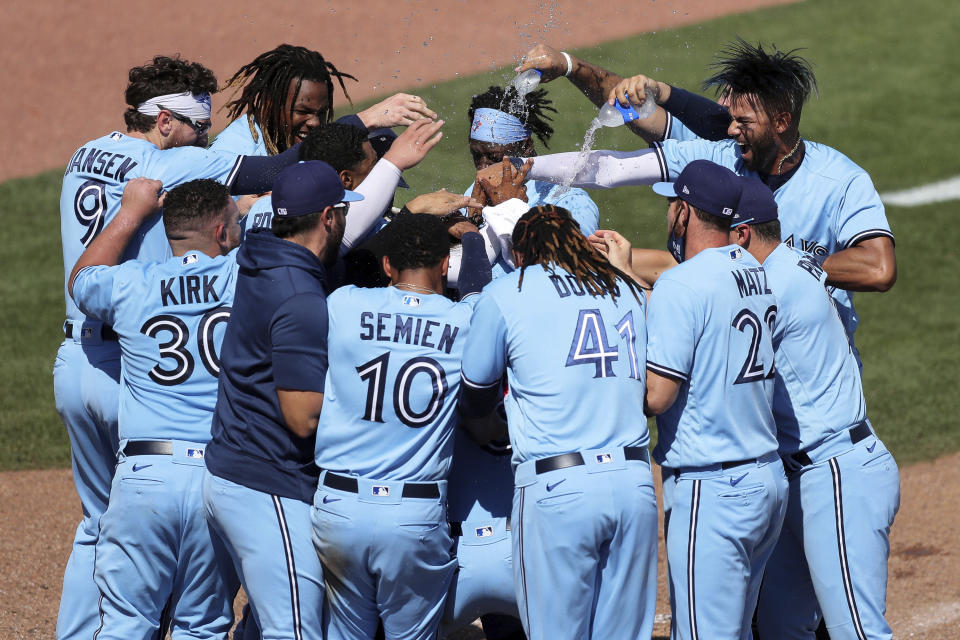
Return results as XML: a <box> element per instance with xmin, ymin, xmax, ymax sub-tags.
<box><xmin>55</xmin><ymin>37</ymin><xmax>900</xmax><ymax>640</ymax></box>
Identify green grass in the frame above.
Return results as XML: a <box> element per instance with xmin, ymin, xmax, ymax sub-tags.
<box><xmin>1</xmin><ymin>0</ymin><xmax>957</xmax><ymax>469</ymax></box>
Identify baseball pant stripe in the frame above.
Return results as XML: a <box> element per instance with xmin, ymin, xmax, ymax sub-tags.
<box><xmin>517</xmin><ymin>486</ymin><xmax>531</xmax><ymax>634</ymax></box>
<box><xmin>687</xmin><ymin>479</ymin><xmax>701</xmax><ymax>640</ymax></box>
<box><xmin>271</xmin><ymin>495</ymin><xmax>303</xmax><ymax>640</ymax></box>
<box><xmin>829</xmin><ymin>458</ymin><xmax>867</xmax><ymax>640</ymax></box>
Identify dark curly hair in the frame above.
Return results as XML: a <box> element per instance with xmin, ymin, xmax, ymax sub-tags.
<box><xmin>383</xmin><ymin>213</ymin><xmax>449</xmax><ymax>271</ymax></box>
<box><xmin>703</xmin><ymin>38</ymin><xmax>818</xmax><ymax>123</ymax></box>
<box><xmin>162</xmin><ymin>179</ymin><xmax>230</xmax><ymax>236</ymax></box>
<box><xmin>222</xmin><ymin>44</ymin><xmax>357</xmax><ymax>155</ymax></box>
<box><xmin>124</xmin><ymin>55</ymin><xmax>218</xmax><ymax>133</ymax></box>
<box><xmin>468</xmin><ymin>85</ymin><xmax>556</xmax><ymax>148</ymax></box>
<box><xmin>511</xmin><ymin>205</ymin><xmax>644</xmax><ymax>303</ymax></box>
<box><xmin>298</xmin><ymin>123</ymin><xmax>368</xmax><ymax>173</ymax></box>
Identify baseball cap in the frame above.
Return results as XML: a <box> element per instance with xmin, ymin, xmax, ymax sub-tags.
<box><xmin>272</xmin><ymin>161</ymin><xmax>364</xmax><ymax>218</ymax></box>
<box><xmin>651</xmin><ymin>159</ymin><xmax>741</xmax><ymax>218</ymax></box>
<box><xmin>367</xmin><ymin>127</ymin><xmax>410</xmax><ymax>189</ymax></box>
<box><xmin>732</xmin><ymin>177</ymin><xmax>779</xmax><ymax>227</ymax></box>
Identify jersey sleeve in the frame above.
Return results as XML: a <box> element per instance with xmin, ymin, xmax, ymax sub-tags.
<box><xmin>645</xmin><ymin>276</ymin><xmax>702</xmax><ymax>382</ymax></box>
<box><xmin>154</xmin><ymin>146</ymin><xmax>243</xmax><ymax>190</ymax></box>
<box><xmin>270</xmin><ymin>292</ymin><xmax>329</xmax><ymax>392</ymax></box>
<box><xmin>835</xmin><ymin>171</ymin><xmax>894</xmax><ymax>249</ymax></box>
<box><xmin>553</xmin><ymin>188</ymin><xmax>600</xmax><ymax>236</ymax></box>
<box><xmin>459</xmin><ymin>291</ymin><xmax>509</xmax><ymax>416</ymax></box>
<box><xmin>71</xmin><ymin>263</ymin><xmax>141</xmax><ymax>326</ymax></box>
<box><xmin>655</xmin><ymin>139</ymin><xmax>726</xmax><ymax>181</ymax></box>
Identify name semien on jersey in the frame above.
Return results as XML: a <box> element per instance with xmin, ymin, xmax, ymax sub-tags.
<box><xmin>359</xmin><ymin>311</ymin><xmax>461</xmax><ymax>355</ymax></box>
<box><xmin>732</xmin><ymin>266</ymin><xmax>772</xmax><ymax>298</ymax></box>
<box><xmin>64</xmin><ymin>147</ymin><xmax>139</xmax><ymax>181</ymax></box>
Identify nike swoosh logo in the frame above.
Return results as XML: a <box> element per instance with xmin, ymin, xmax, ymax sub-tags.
<box><xmin>322</xmin><ymin>496</ymin><xmax>341</xmax><ymax>504</ymax></box>
<box><xmin>730</xmin><ymin>473</ymin><xmax>749</xmax><ymax>487</ymax></box>
<box><xmin>132</xmin><ymin>464</ymin><xmax>152</xmax><ymax>472</ymax></box>
<box><xmin>866</xmin><ymin>442</ymin><xmax>877</xmax><ymax>453</ymax></box>
<box><xmin>546</xmin><ymin>479</ymin><xmax>566</xmax><ymax>492</ymax></box>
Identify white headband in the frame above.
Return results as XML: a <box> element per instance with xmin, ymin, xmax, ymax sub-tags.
<box><xmin>137</xmin><ymin>92</ymin><xmax>212</xmax><ymax>120</ymax></box>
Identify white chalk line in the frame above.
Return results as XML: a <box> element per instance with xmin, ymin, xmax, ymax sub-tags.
<box><xmin>881</xmin><ymin>175</ymin><xmax>960</xmax><ymax>207</ymax></box>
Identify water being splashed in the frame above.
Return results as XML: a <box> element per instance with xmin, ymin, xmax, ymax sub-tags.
<box><xmin>554</xmin><ymin>117</ymin><xmax>603</xmax><ymax>197</ymax></box>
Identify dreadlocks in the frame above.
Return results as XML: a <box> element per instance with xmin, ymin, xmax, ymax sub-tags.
<box><xmin>511</xmin><ymin>205</ymin><xmax>644</xmax><ymax>303</ymax></box>
<box><xmin>222</xmin><ymin>44</ymin><xmax>357</xmax><ymax>155</ymax></box>
<box><xmin>468</xmin><ymin>85</ymin><xmax>556</xmax><ymax>148</ymax></box>
<box><xmin>703</xmin><ymin>38</ymin><xmax>818</xmax><ymax>123</ymax></box>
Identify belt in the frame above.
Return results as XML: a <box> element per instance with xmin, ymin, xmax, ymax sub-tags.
<box><xmin>64</xmin><ymin>320</ymin><xmax>119</xmax><ymax>341</ymax></box>
<box><xmin>788</xmin><ymin>421</ymin><xmax>872</xmax><ymax>468</ymax></box>
<box><xmin>122</xmin><ymin>440</ymin><xmax>174</xmax><ymax>456</ymax></box>
<box><xmin>721</xmin><ymin>457</ymin><xmax>758</xmax><ymax>469</ymax></box>
<box><xmin>323</xmin><ymin>471</ymin><xmax>440</xmax><ymax>499</ymax></box>
<box><xmin>450</xmin><ymin>518</ymin><xmax>511</xmax><ymax>537</ymax></box>
<box><xmin>534</xmin><ymin>446</ymin><xmax>649</xmax><ymax>474</ymax></box>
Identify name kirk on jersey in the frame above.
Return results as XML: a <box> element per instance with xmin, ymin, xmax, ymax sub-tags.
<box><xmin>160</xmin><ymin>275</ymin><xmax>221</xmax><ymax>306</ymax></box>
<box><xmin>731</xmin><ymin>267</ymin><xmax>772</xmax><ymax>298</ymax></box>
<box><xmin>359</xmin><ymin>312</ymin><xmax>460</xmax><ymax>354</ymax></box>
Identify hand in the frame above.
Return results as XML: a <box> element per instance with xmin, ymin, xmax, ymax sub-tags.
<box><xmin>479</xmin><ymin>158</ymin><xmax>532</xmax><ymax>206</ymax></box>
<box><xmin>607</xmin><ymin>74</ymin><xmax>665</xmax><ymax>108</ymax></box>
<box><xmin>514</xmin><ymin>43</ymin><xmax>568</xmax><ymax>82</ymax></box>
<box><xmin>236</xmin><ymin>192</ymin><xmax>270</xmax><ymax>216</ymax></box>
<box><xmin>383</xmin><ymin>118</ymin><xmax>444</xmax><ymax>171</ymax></box>
<box><xmin>467</xmin><ymin>179</ymin><xmax>490</xmax><ymax>221</ymax></box>
<box><xmin>405</xmin><ymin>189</ymin><xmax>482</xmax><ymax>216</ymax></box>
<box><xmin>443</xmin><ymin>215</ymin><xmax>480</xmax><ymax>240</ymax></box>
<box><xmin>120</xmin><ymin>178</ymin><xmax>164</xmax><ymax>221</ymax></box>
<box><xmin>589</xmin><ymin>229</ymin><xmax>633</xmax><ymax>272</ymax></box>
<box><xmin>357</xmin><ymin>93</ymin><xmax>437</xmax><ymax>129</ymax></box>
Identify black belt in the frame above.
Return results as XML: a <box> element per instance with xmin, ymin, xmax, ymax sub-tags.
<box><xmin>450</xmin><ymin>518</ymin><xmax>511</xmax><ymax>537</ymax></box>
<box><xmin>721</xmin><ymin>457</ymin><xmax>758</xmax><ymax>469</ymax></box>
<box><xmin>64</xmin><ymin>321</ymin><xmax>119</xmax><ymax>341</ymax></box>
<box><xmin>788</xmin><ymin>421</ymin><xmax>872</xmax><ymax>468</ymax></box>
<box><xmin>534</xmin><ymin>446</ymin><xmax>649</xmax><ymax>474</ymax></box>
<box><xmin>323</xmin><ymin>472</ymin><xmax>440</xmax><ymax>499</ymax></box>
<box><xmin>123</xmin><ymin>440</ymin><xmax>174</xmax><ymax>456</ymax></box>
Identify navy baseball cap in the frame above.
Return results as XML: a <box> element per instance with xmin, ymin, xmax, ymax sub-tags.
<box><xmin>367</xmin><ymin>127</ymin><xmax>410</xmax><ymax>189</ymax></box>
<box><xmin>651</xmin><ymin>159</ymin><xmax>741</xmax><ymax>218</ymax></box>
<box><xmin>272</xmin><ymin>161</ymin><xmax>364</xmax><ymax>218</ymax></box>
<box><xmin>732</xmin><ymin>177</ymin><xmax>778</xmax><ymax>227</ymax></box>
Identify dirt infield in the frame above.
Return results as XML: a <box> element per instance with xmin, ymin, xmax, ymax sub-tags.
<box><xmin>2</xmin><ymin>452</ymin><xmax>958</xmax><ymax>638</ymax></box>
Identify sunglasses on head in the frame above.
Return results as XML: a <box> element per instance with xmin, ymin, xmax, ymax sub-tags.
<box><xmin>160</xmin><ymin>106</ymin><xmax>212</xmax><ymax>136</ymax></box>
<box><xmin>332</xmin><ymin>201</ymin><xmax>351</xmax><ymax>215</ymax></box>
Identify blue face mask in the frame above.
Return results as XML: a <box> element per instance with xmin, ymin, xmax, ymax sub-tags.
<box><xmin>667</xmin><ymin>213</ymin><xmax>685</xmax><ymax>263</ymax></box>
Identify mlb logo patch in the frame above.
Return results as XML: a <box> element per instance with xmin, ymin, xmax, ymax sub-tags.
<box><xmin>182</xmin><ymin>253</ymin><xmax>199</xmax><ymax>265</ymax></box>
<box><xmin>596</xmin><ymin>453</ymin><xmax>613</xmax><ymax>464</ymax></box>
<box><xmin>109</xmin><ymin>132</ymin><xmax>123</xmax><ymax>141</ymax></box>
<box><xmin>186</xmin><ymin>448</ymin><xmax>204</xmax><ymax>459</ymax></box>
<box><xmin>402</xmin><ymin>295</ymin><xmax>421</xmax><ymax>307</ymax></box>
<box><xmin>372</xmin><ymin>485</ymin><xmax>390</xmax><ymax>497</ymax></box>
<box><xmin>81</xmin><ymin>327</ymin><xmax>94</xmax><ymax>339</ymax></box>
<box><xmin>475</xmin><ymin>526</ymin><xmax>494</xmax><ymax>538</ymax></box>
<box><xmin>729</xmin><ymin>248</ymin><xmax>743</xmax><ymax>260</ymax></box>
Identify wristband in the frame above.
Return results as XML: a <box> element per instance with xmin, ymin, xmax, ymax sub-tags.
<box><xmin>561</xmin><ymin>51</ymin><xmax>573</xmax><ymax>77</ymax></box>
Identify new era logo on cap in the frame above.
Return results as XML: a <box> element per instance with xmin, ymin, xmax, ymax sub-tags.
<box><xmin>682</xmin><ymin>185</ymin><xmax>690</xmax><ymax>195</ymax></box>
<box><xmin>272</xmin><ymin>161</ymin><xmax>364</xmax><ymax>219</ymax></box>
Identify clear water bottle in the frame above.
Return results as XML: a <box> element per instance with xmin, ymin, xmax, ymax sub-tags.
<box><xmin>510</xmin><ymin>69</ymin><xmax>543</xmax><ymax>96</ymax></box>
<box><xmin>597</xmin><ymin>88</ymin><xmax>658</xmax><ymax>127</ymax></box>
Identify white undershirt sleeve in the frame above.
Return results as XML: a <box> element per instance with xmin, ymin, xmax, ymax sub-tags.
<box><xmin>340</xmin><ymin>158</ymin><xmax>402</xmax><ymax>253</ymax></box>
<box><xmin>525</xmin><ymin>148</ymin><xmax>665</xmax><ymax>189</ymax></box>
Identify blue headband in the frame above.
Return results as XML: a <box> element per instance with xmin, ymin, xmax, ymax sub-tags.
<box><xmin>470</xmin><ymin>108</ymin><xmax>532</xmax><ymax>144</ymax></box>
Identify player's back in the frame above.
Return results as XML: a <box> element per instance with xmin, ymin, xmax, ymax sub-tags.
<box><xmin>210</xmin><ymin>116</ymin><xmax>267</xmax><ymax>157</ymax></box>
<box><xmin>476</xmin><ymin>265</ymin><xmax>648</xmax><ymax>466</ymax></box>
<box><xmin>60</xmin><ymin>132</ymin><xmax>242</xmax><ymax>323</ymax></box>
<box><xmin>762</xmin><ymin>244</ymin><xmax>866</xmax><ymax>453</ymax></box>
<box><xmin>72</xmin><ymin>250</ymin><xmax>239</xmax><ymax>442</ymax></box>
<box><xmin>315</xmin><ymin>285</ymin><xmax>475</xmax><ymax>482</ymax></box>
<box><xmin>647</xmin><ymin>245</ymin><xmax>779</xmax><ymax>468</ymax></box>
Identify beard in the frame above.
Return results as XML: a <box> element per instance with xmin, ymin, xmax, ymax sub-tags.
<box><xmin>738</xmin><ymin>132</ymin><xmax>780</xmax><ymax>174</ymax></box>
<box><xmin>323</xmin><ymin>223</ymin><xmax>345</xmax><ymax>266</ymax></box>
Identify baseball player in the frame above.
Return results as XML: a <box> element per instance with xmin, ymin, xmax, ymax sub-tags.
<box><xmin>513</xmin><ymin>40</ymin><xmax>896</xmax><ymax>356</ymax></box>
<box><xmin>212</xmin><ymin>43</ymin><xmax>436</xmax><ymax>157</ymax></box>
<box><xmin>202</xmin><ymin>161</ymin><xmax>362</xmax><ymax>640</ymax></box>
<box><xmin>458</xmin><ymin>204</ymin><xmax>656</xmax><ymax>640</ymax></box>
<box><xmin>312</xmin><ymin>212</ymin><xmax>491</xmax><ymax>640</ymax></box>
<box><xmin>635</xmin><ymin>161</ymin><xmax>787</xmax><ymax>640</ymax></box>
<box><xmin>727</xmin><ymin>178</ymin><xmax>901</xmax><ymax>639</ymax></box>
<box><xmin>68</xmin><ymin>177</ymin><xmax>242</xmax><ymax>638</ymax></box>
<box><xmin>55</xmin><ymin>54</ymin><xmax>305</xmax><ymax>640</ymax></box>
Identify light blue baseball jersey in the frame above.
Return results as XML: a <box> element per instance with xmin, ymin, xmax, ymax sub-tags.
<box><xmin>210</xmin><ymin>116</ymin><xmax>268</xmax><ymax>157</ymax></box>
<box><xmin>762</xmin><ymin>244</ymin><xmax>867</xmax><ymax>454</ymax></box>
<box><xmin>653</xmin><ymin>138</ymin><xmax>893</xmax><ymax>344</ymax></box>
<box><xmin>61</xmin><ymin>132</ymin><xmax>242</xmax><ymax>324</ymax></box>
<box><xmin>72</xmin><ymin>250</ymin><xmax>239</xmax><ymax>442</ymax></box>
<box><xmin>461</xmin><ymin>265</ymin><xmax>648</xmax><ymax>466</ymax></box>
<box><xmin>662</xmin><ymin>112</ymin><xmax>701</xmax><ymax>142</ymax></box>
<box><xmin>462</xmin><ymin>180</ymin><xmax>600</xmax><ymax>279</ymax></box>
<box><xmin>241</xmin><ymin>195</ymin><xmax>275</xmax><ymax>236</ymax></box>
<box><xmin>314</xmin><ymin>286</ymin><xmax>477</xmax><ymax>482</ymax></box>
<box><xmin>646</xmin><ymin>244</ymin><xmax>779</xmax><ymax>468</ymax></box>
